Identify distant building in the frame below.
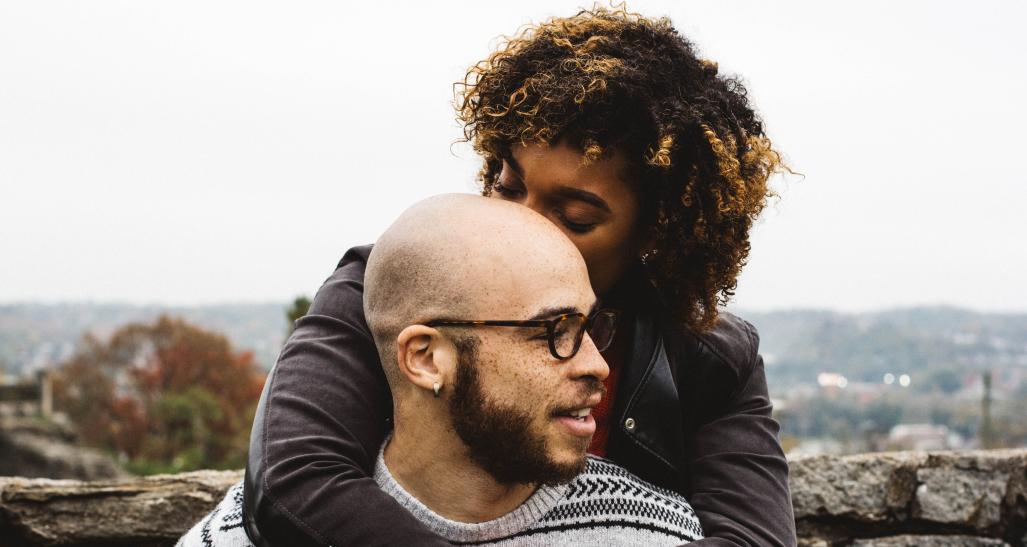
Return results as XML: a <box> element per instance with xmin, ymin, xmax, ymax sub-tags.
<box><xmin>888</xmin><ymin>423</ymin><xmax>963</xmax><ymax>451</ymax></box>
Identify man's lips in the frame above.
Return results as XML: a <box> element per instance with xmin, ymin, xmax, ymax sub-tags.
<box><xmin>550</xmin><ymin>392</ymin><xmax>603</xmax><ymax>418</ymax></box>
<box><xmin>550</xmin><ymin>392</ymin><xmax>603</xmax><ymax>438</ymax></box>
<box><xmin>554</xmin><ymin>412</ymin><xmax>596</xmax><ymax>437</ymax></box>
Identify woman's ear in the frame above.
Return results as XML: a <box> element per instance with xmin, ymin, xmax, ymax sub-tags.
<box><xmin>396</xmin><ymin>325</ymin><xmax>454</xmax><ymax>397</ymax></box>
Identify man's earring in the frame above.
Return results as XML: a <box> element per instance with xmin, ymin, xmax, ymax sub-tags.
<box><xmin>433</xmin><ymin>382</ymin><xmax>442</xmax><ymax>398</ymax></box>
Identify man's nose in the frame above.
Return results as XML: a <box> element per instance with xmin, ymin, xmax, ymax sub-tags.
<box><xmin>569</xmin><ymin>332</ymin><xmax>610</xmax><ymax>382</ymax></box>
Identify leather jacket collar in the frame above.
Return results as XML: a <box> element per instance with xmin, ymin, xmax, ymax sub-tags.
<box><xmin>602</xmin><ymin>268</ymin><xmax>687</xmax><ymax>491</ymax></box>
<box><xmin>606</xmin><ymin>297</ymin><xmax>686</xmax><ymax>491</ymax></box>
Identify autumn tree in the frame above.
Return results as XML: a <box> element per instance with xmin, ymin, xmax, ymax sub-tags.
<box><xmin>52</xmin><ymin>316</ymin><xmax>266</xmax><ymax>474</ymax></box>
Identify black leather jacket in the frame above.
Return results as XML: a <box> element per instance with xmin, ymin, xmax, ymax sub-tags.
<box><xmin>243</xmin><ymin>245</ymin><xmax>796</xmax><ymax>546</ymax></box>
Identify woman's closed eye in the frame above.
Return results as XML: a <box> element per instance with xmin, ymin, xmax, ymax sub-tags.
<box><xmin>555</xmin><ymin>209</ymin><xmax>599</xmax><ymax>234</ymax></box>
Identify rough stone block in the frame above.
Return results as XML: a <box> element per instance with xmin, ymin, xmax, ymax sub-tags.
<box><xmin>790</xmin><ymin>451</ymin><xmax>926</xmax><ymax>521</ymax></box>
<box><xmin>0</xmin><ymin>470</ymin><xmax>241</xmax><ymax>547</ymax></box>
<box><xmin>915</xmin><ymin>467</ymin><xmax>1008</xmax><ymax>528</ymax></box>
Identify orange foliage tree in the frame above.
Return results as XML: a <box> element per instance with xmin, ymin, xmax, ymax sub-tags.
<box><xmin>52</xmin><ymin>315</ymin><xmax>266</xmax><ymax>473</ymax></box>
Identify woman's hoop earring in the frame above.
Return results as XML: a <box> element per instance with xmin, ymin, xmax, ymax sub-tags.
<box><xmin>433</xmin><ymin>382</ymin><xmax>441</xmax><ymax>398</ymax></box>
<box><xmin>640</xmin><ymin>248</ymin><xmax>657</xmax><ymax>265</ymax></box>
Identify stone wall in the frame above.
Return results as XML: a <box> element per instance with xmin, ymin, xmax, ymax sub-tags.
<box><xmin>790</xmin><ymin>449</ymin><xmax>1026</xmax><ymax>546</ymax></box>
<box><xmin>0</xmin><ymin>450</ymin><xmax>1024</xmax><ymax>547</ymax></box>
<box><xmin>0</xmin><ymin>418</ymin><xmax>126</xmax><ymax>481</ymax></box>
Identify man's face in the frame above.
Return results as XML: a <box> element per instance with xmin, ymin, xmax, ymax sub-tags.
<box><xmin>446</xmin><ymin>305</ymin><xmax>609</xmax><ymax>486</ymax></box>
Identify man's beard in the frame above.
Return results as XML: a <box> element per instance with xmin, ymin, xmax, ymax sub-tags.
<box><xmin>447</xmin><ymin>337</ymin><xmax>594</xmax><ymax>486</ymax></box>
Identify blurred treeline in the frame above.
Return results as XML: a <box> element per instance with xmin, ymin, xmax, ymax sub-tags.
<box><xmin>51</xmin><ymin>316</ymin><xmax>267</xmax><ymax>474</ymax></box>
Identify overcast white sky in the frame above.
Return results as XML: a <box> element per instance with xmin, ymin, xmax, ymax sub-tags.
<box><xmin>1</xmin><ymin>1</ymin><xmax>1025</xmax><ymax>312</ymax></box>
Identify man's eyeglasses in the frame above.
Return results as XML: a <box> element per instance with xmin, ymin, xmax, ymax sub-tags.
<box><xmin>425</xmin><ymin>309</ymin><xmax>619</xmax><ymax>360</ymax></box>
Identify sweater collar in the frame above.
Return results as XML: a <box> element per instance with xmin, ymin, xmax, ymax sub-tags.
<box><xmin>373</xmin><ymin>436</ymin><xmax>569</xmax><ymax>544</ymax></box>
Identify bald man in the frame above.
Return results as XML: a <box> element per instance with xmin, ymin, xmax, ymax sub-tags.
<box><xmin>179</xmin><ymin>195</ymin><xmax>703</xmax><ymax>546</ymax></box>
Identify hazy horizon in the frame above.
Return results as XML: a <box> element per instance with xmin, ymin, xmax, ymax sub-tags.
<box><xmin>3</xmin><ymin>1</ymin><xmax>1026</xmax><ymax>312</ymax></box>
<box><xmin>3</xmin><ymin>299</ymin><xmax>1026</xmax><ymax>316</ymax></box>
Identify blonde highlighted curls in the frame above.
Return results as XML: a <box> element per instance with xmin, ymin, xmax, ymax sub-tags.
<box><xmin>457</xmin><ymin>4</ymin><xmax>787</xmax><ymax>331</ymax></box>
<box><xmin>646</xmin><ymin>135</ymin><xmax>675</xmax><ymax>168</ymax></box>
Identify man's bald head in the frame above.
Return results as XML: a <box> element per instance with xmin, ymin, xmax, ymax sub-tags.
<box><xmin>363</xmin><ymin>194</ymin><xmax>588</xmax><ymax>388</ymax></box>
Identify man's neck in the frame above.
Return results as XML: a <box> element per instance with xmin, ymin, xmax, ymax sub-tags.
<box><xmin>384</xmin><ymin>423</ymin><xmax>536</xmax><ymax>523</ymax></box>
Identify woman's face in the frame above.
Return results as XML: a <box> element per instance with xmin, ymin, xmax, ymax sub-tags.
<box><xmin>491</xmin><ymin>141</ymin><xmax>646</xmax><ymax>295</ymax></box>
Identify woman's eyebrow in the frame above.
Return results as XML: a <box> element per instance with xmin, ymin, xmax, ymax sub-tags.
<box><xmin>506</xmin><ymin>153</ymin><xmax>611</xmax><ymax>213</ymax></box>
<box><xmin>553</xmin><ymin>186</ymin><xmax>612</xmax><ymax>213</ymax></box>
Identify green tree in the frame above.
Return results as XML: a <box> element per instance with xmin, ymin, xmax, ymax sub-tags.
<box><xmin>286</xmin><ymin>296</ymin><xmax>312</xmax><ymax>336</ymax></box>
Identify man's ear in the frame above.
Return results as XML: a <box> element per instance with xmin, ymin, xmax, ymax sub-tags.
<box><xmin>395</xmin><ymin>325</ymin><xmax>454</xmax><ymax>396</ymax></box>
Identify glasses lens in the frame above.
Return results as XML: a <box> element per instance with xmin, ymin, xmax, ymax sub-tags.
<box><xmin>587</xmin><ymin>310</ymin><xmax>618</xmax><ymax>353</ymax></box>
<box><xmin>553</xmin><ymin>314</ymin><xmax>587</xmax><ymax>359</ymax></box>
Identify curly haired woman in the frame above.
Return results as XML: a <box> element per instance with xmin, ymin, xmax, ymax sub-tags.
<box><xmin>243</xmin><ymin>6</ymin><xmax>796</xmax><ymax>546</ymax></box>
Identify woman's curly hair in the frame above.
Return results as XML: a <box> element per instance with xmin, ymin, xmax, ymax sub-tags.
<box><xmin>457</xmin><ymin>5</ymin><xmax>785</xmax><ymax>332</ymax></box>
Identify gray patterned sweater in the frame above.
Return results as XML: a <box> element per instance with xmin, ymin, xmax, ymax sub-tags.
<box><xmin>374</xmin><ymin>448</ymin><xmax>703</xmax><ymax>546</ymax></box>
<box><xmin>178</xmin><ymin>453</ymin><xmax>703</xmax><ymax>547</ymax></box>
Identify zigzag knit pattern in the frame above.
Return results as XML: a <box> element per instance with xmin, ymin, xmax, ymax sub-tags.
<box><xmin>178</xmin><ymin>456</ymin><xmax>704</xmax><ymax>547</ymax></box>
<box><xmin>540</xmin><ymin>459</ymin><xmax>701</xmax><ymax>536</ymax></box>
<box><xmin>177</xmin><ymin>482</ymin><xmax>250</xmax><ymax>547</ymax></box>
<box><xmin>376</xmin><ymin>453</ymin><xmax>704</xmax><ymax>546</ymax></box>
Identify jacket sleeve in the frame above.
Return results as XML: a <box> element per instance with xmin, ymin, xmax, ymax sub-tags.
<box><xmin>243</xmin><ymin>246</ymin><xmax>450</xmax><ymax>547</ymax></box>
<box><xmin>684</xmin><ymin>323</ymin><xmax>797</xmax><ymax>547</ymax></box>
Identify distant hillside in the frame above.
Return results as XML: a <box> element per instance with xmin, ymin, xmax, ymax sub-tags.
<box><xmin>0</xmin><ymin>303</ymin><xmax>288</xmax><ymax>374</ymax></box>
<box><xmin>738</xmin><ymin>307</ymin><xmax>1027</xmax><ymax>392</ymax></box>
<box><xmin>2</xmin><ymin>304</ymin><xmax>1025</xmax><ymax>393</ymax></box>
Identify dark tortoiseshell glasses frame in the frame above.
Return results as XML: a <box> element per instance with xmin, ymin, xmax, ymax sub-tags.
<box><xmin>425</xmin><ymin>309</ymin><xmax>618</xmax><ymax>360</ymax></box>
